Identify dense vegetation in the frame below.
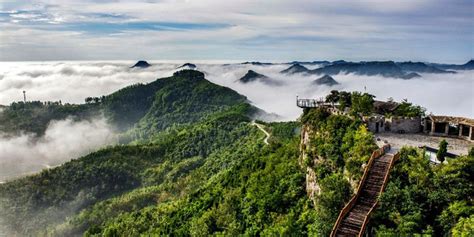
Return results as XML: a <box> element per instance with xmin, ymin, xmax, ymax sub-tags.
<box><xmin>0</xmin><ymin>71</ymin><xmax>471</xmax><ymax>236</ymax></box>
<box><xmin>0</xmin><ymin>70</ymin><xmax>316</xmax><ymax>236</ymax></box>
<box><xmin>325</xmin><ymin>90</ymin><xmax>425</xmax><ymax>117</ymax></box>
<box><xmin>300</xmin><ymin>108</ymin><xmax>377</xmax><ymax>235</ymax></box>
<box><xmin>0</xmin><ymin>104</ymin><xmax>320</xmax><ymax>236</ymax></box>
<box><xmin>372</xmin><ymin>147</ymin><xmax>474</xmax><ymax>236</ymax></box>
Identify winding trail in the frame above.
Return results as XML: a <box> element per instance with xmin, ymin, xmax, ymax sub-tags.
<box><xmin>251</xmin><ymin>121</ymin><xmax>270</xmax><ymax>145</ymax></box>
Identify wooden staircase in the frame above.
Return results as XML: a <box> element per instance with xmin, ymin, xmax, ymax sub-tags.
<box><xmin>331</xmin><ymin>145</ymin><xmax>399</xmax><ymax>237</ymax></box>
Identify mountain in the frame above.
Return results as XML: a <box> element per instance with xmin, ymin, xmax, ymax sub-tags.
<box><xmin>102</xmin><ymin>70</ymin><xmax>250</xmax><ymax>138</ymax></box>
<box><xmin>131</xmin><ymin>60</ymin><xmax>151</xmax><ymax>68</ymax></box>
<box><xmin>1</xmin><ymin>72</ymin><xmax>472</xmax><ymax>236</ymax></box>
<box><xmin>237</xmin><ymin>70</ymin><xmax>282</xmax><ymax>85</ymax></box>
<box><xmin>312</xmin><ymin>75</ymin><xmax>339</xmax><ymax>86</ymax></box>
<box><xmin>310</xmin><ymin>61</ymin><xmax>421</xmax><ymax>79</ymax></box>
<box><xmin>280</xmin><ymin>63</ymin><xmax>309</xmax><ymax>74</ymax></box>
<box><xmin>0</xmin><ymin>69</ymin><xmax>310</xmax><ymax>236</ymax></box>
<box><xmin>177</xmin><ymin>63</ymin><xmax>197</xmax><ymax>69</ymax></box>
<box><xmin>331</xmin><ymin>60</ymin><xmax>347</xmax><ymax>64</ymax></box>
<box><xmin>241</xmin><ymin>61</ymin><xmax>273</xmax><ymax>66</ymax></box>
<box><xmin>396</xmin><ymin>62</ymin><xmax>455</xmax><ymax>74</ymax></box>
<box><xmin>431</xmin><ymin>59</ymin><xmax>474</xmax><ymax>70</ymax></box>
<box><xmin>400</xmin><ymin>72</ymin><xmax>421</xmax><ymax>79</ymax></box>
<box><xmin>287</xmin><ymin>61</ymin><xmax>331</xmax><ymax>66</ymax></box>
<box><xmin>0</xmin><ymin>70</ymin><xmax>250</xmax><ymax>138</ymax></box>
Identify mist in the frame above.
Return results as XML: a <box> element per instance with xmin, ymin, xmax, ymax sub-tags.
<box><xmin>199</xmin><ymin>64</ymin><xmax>474</xmax><ymax>120</ymax></box>
<box><xmin>0</xmin><ymin>117</ymin><xmax>116</xmax><ymax>183</ymax></box>
<box><xmin>0</xmin><ymin>61</ymin><xmax>472</xmax><ymax>121</ymax></box>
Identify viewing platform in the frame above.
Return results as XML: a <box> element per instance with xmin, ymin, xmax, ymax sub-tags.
<box><xmin>296</xmin><ymin>97</ymin><xmax>335</xmax><ymax>108</ymax></box>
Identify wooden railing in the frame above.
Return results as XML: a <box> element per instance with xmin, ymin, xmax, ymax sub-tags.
<box><xmin>358</xmin><ymin>151</ymin><xmax>399</xmax><ymax>237</ymax></box>
<box><xmin>330</xmin><ymin>144</ymin><xmax>391</xmax><ymax>237</ymax></box>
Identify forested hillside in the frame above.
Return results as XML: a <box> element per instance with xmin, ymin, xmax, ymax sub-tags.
<box><xmin>0</xmin><ymin>71</ymin><xmax>472</xmax><ymax>236</ymax></box>
<box><xmin>0</xmin><ymin>70</ymin><xmax>317</xmax><ymax>236</ymax></box>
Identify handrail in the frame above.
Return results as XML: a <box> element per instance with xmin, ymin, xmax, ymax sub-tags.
<box><xmin>330</xmin><ymin>144</ymin><xmax>390</xmax><ymax>237</ymax></box>
<box><xmin>358</xmin><ymin>151</ymin><xmax>399</xmax><ymax>237</ymax></box>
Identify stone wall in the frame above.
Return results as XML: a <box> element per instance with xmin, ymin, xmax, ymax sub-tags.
<box><xmin>387</xmin><ymin>116</ymin><xmax>421</xmax><ymax>133</ymax></box>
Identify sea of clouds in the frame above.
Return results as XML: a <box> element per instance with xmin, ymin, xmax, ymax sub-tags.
<box><xmin>0</xmin><ymin>61</ymin><xmax>472</xmax><ymax>181</ymax></box>
<box><xmin>1</xmin><ymin>61</ymin><xmax>472</xmax><ymax>119</ymax></box>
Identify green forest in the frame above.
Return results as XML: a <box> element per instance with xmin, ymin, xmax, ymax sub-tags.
<box><xmin>0</xmin><ymin>70</ymin><xmax>472</xmax><ymax>236</ymax></box>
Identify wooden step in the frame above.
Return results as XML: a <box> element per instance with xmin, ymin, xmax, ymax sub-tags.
<box><xmin>332</xmin><ymin>151</ymin><xmax>397</xmax><ymax>237</ymax></box>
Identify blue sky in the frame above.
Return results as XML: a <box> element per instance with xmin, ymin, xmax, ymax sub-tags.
<box><xmin>0</xmin><ymin>0</ymin><xmax>472</xmax><ymax>63</ymax></box>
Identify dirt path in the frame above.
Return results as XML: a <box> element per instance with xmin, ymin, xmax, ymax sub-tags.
<box><xmin>252</xmin><ymin>121</ymin><xmax>270</xmax><ymax>145</ymax></box>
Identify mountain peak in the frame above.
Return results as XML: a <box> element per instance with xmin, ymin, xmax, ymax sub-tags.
<box><xmin>313</xmin><ymin>74</ymin><xmax>339</xmax><ymax>86</ymax></box>
<box><xmin>464</xmin><ymin>59</ymin><xmax>474</xmax><ymax>66</ymax></box>
<box><xmin>239</xmin><ymin>70</ymin><xmax>267</xmax><ymax>83</ymax></box>
<box><xmin>280</xmin><ymin>63</ymin><xmax>309</xmax><ymax>74</ymax></box>
<box><xmin>131</xmin><ymin>60</ymin><xmax>151</xmax><ymax>68</ymax></box>
<box><xmin>177</xmin><ymin>63</ymin><xmax>197</xmax><ymax>69</ymax></box>
<box><xmin>173</xmin><ymin>69</ymin><xmax>205</xmax><ymax>79</ymax></box>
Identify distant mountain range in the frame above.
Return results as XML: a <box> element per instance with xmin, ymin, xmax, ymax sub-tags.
<box><xmin>429</xmin><ymin>59</ymin><xmax>474</xmax><ymax>70</ymax></box>
<box><xmin>311</xmin><ymin>61</ymin><xmax>419</xmax><ymax>79</ymax></box>
<box><xmin>277</xmin><ymin>60</ymin><xmax>474</xmax><ymax>79</ymax></box>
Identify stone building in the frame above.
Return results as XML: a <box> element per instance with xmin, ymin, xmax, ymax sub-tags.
<box><xmin>424</xmin><ymin>116</ymin><xmax>474</xmax><ymax>142</ymax></box>
<box><xmin>365</xmin><ymin>116</ymin><xmax>421</xmax><ymax>134</ymax></box>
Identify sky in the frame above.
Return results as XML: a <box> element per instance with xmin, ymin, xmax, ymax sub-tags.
<box><xmin>0</xmin><ymin>0</ymin><xmax>473</xmax><ymax>63</ymax></box>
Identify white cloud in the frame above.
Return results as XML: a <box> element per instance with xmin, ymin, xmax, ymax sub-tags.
<box><xmin>0</xmin><ymin>61</ymin><xmax>177</xmax><ymax>103</ymax></box>
<box><xmin>0</xmin><ymin>116</ymin><xmax>116</xmax><ymax>182</ymax></box>
<box><xmin>0</xmin><ymin>0</ymin><xmax>472</xmax><ymax>62</ymax></box>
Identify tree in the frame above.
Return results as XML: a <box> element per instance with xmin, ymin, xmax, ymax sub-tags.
<box><xmin>468</xmin><ymin>147</ymin><xmax>474</xmax><ymax>157</ymax></box>
<box><xmin>393</xmin><ymin>99</ymin><xmax>426</xmax><ymax>117</ymax></box>
<box><xmin>325</xmin><ymin>90</ymin><xmax>340</xmax><ymax>103</ymax></box>
<box><xmin>437</xmin><ymin>139</ymin><xmax>448</xmax><ymax>163</ymax></box>
<box><xmin>338</xmin><ymin>91</ymin><xmax>352</xmax><ymax>110</ymax></box>
<box><xmin>85</xmin><ymin>97</ymin><xmax>93</xmax><ymax>104</ymax></box>
<box><xmin>350</xmin><ymin>92</ymin><xmax>375</xmax><ymax>116</ymax></box>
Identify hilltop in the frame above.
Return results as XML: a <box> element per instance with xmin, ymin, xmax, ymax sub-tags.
<box><xmin>280</xmin><ymin>63</ymin><xmax>309</xmax><ymax>74</ymax></box>
<box><xmin>131</xmin><ymin>60</ymin><xmax>151</xmax><ymax>68</ymax></box>
<box><xmin>312</xmin><ymin>74</ymin><xmax>339</xmax><ymax>86</ymax></box>
<box><xmin>237</xmin><ymin>70</ymin><xmax>282</xmax><ymax>86</ymax></box>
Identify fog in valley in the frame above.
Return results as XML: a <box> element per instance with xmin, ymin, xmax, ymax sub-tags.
<box><xmin>0</xmin><ymin>117</ymin><xmax>116</xmax><ymax>183</ymax></box>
